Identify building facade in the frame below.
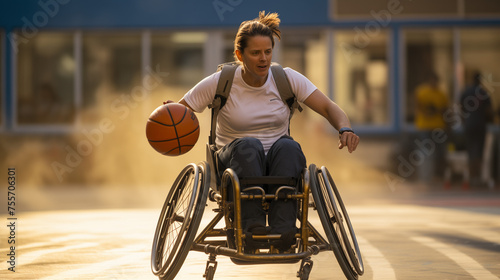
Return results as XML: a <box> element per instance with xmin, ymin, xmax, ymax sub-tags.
<box><xmin>1</xmin><ymin>0</ymin><xmax>500</xmax><ymax>134</ymax></box>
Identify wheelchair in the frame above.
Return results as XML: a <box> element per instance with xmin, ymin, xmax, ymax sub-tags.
<box><xmin>151</xmin><ymin>138</ymin><xmax>365</xmax><ymax>280</ymax></box>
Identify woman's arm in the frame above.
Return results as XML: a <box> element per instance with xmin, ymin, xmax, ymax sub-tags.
<box><xmin>162</xmin><ymin>99</ymin><xmax>195</xmax><ymax>112</ymax></box>
<box><xmin>164</xmin><ymin>72</ymin><xmax>219</xmax><ymax>113</ymax></box>
<box><xmin>178</xmin><ymin>98</ymin><xmax>195</xmax><ymax>112</ymax></box>
<box><xmin>303</xmin><ymin>89</ymin><xmax>360</xmax><ymax>153</ymax></box>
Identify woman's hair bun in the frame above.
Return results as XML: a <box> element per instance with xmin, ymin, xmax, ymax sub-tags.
<box><xmin>257</xmin><ymin>11</ymin><xmax>281</xmax><ymax>40</ymax></box>
<box><xmin>233</xmin><ymin>11</ymin><xmax>282</xmax><ymax>61</ymax></box>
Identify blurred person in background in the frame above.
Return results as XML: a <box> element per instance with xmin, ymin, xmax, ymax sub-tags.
<box><xmin>460</xmin><ymin>72</ymin><xmax>494</xmax><ymax>188</ymax></box>
<box><xmin>414</xmin><ymin>72</ymin><xmax>450</xmax><ymax>185</ymax></box>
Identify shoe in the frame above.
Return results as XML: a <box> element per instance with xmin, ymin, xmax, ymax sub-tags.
<box><xmin>247</xmin><ymin>223</ymin><xmax>267</xmax><ymax>235</ymax></box>
<box><xmin>244</xmin><ymin>223</ymin><xmax>269</xmax><ymax>253</ymax></box>
<box><xmin>275</xmin><ymin>228</ymin><xmax>297</xmax><ymax>252</ymax></box>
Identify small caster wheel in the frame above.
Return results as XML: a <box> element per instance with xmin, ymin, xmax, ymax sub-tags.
<box><xmin>204</xmin><ymin>265</ymin><xmax>215</xmax><ymax>280</ymax></box>
<box><xmin>297</xmin><ymin>258</ymin><xmax>313</xmax><ymax>280</ymax></box>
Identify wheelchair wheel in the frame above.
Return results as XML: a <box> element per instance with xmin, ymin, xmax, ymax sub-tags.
<box><xmin>151</xmin><ymin>162</ymin><xmax>210</xmax><ymax>280</ymax></box>
<box><xmin>309</xmin><ymin>164</ymin><xmax>364</xmax><ymax>280</ymax></box>
<box><xmin>204</xmin><ymin>265</ymin><xmax>215</xmax><ymax>280</ymax></box>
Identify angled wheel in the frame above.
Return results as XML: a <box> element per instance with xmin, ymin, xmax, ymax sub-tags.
<box><xmin>204</xmin><ymin>265</ymin><xmax>215</xmax><ymax>280</ymax></box>
<box><xmin>151</xmin><ymin>162</ymin><xmax>210</xmax><ymax>280</ymax></box>
<box><xmin>298</xmin><ymin>258</ymin><xmax>313</xmax><ymax>280</ymax></box>
<box><xmin>309</xmin><ymin>164</ymin><xmax>364</xmax><ymax>280</ymax></box>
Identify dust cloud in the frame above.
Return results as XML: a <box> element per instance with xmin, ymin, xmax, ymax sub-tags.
<box><xmin>0</xmin><ymin>81</ymin><xmax>214</xmax><ymax>210</ymax></box>
<box><xmin>0</xmin><ymin>80</ymin><xmax>395</xmax><ymax>211</ymax></box>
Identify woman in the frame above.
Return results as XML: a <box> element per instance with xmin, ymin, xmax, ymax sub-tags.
<box><xmin>172</xmin><ymin>11</ymin><xmax>359</xmax><ymax>251</ymax></box>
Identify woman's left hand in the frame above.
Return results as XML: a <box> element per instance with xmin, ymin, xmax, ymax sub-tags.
<box><xmin>338</xmin><ymin>132</ymin><xmax>359</xmax><ymax>153</ymax></box>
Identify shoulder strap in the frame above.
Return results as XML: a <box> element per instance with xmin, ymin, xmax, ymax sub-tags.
<box><xmin>208</xmin><ymin>62</ymin><xmax>302</xmax><ymax>145</ymax></box>
<box><xmin>215</xmin><ymin>62</ymin><xmax>239</xmax><ymax>103</ymax></box>
<box><xmin>208</xmin><ymin>62</ymin><xmax>238</xmax><ymax>145</ymax></box>
<box><xmin>270</xmin><ymin>62</ymin><xmax>303</xmax><ymax>117</ymax></box>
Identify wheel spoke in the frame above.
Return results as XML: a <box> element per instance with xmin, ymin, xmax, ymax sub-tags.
<box><xmin>151</xmin><ymin>163</ymin><xmax>209</xmax><ymax>279</ymax></box>
<box><xmin>309</xmin><ymin>164</ymin><xmax>363</xmax><ymax>279</ymax></box>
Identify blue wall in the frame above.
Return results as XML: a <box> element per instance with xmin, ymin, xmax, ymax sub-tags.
<box><xmin>2</xmin><ymin>1</ymin><xmax>500</xmax><ymax>30</ymax></box>
<box><xmin>0</xmin><ymin>0</ymin><xmax>330</xmax><ymax>29</ymax></box>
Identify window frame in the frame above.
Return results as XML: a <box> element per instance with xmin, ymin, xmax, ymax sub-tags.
<box><xmin>78</xmin><ymin>30</ymin><xmax>147</xmax><ymax>126</ymax></box>
<box><xmin>400</xmin><ymin>26</ymin><xmax>456</xmax><ymax>131</ymax></box>
<box><xmin>13</xmin><ymin>29</ymin><xmax>78</xmax><ymax>133</ymax></box>
<box><xmin>150</xmin><ymin>30</ymin><xmax>207</xmax><ymax>88</ymax></box>
<box><xmin>331</xmin><ymin>27</ymin><xmax>395</xmax><ymax>132</ymax></box>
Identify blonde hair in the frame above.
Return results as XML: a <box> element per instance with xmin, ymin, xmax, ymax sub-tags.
<box><xmin>234</xmin><ymin>11</ymin><xmax>281</xmax><ymax>61</ymax></box>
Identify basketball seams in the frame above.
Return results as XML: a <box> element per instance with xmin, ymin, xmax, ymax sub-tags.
<box><xmin>148</xmin><ymin>118</ymin><xmax>175</xmax><ymax>127</ymax></box>
<box><xmin>178</xmin><ymin>126</ymin><xmax>200</xmax><ymax>139</ymax></box>
<box><xmin>148</xmin><ymin>126</ymin><xmax>199</xmax><ymax>143</ymax></box>
<box><xmin>176</xmin><ymin>106</ymin><xmax>187</xmax><ymax>125</ymax></box>
<box><xmin>148</xmin><ymin>138</ymin><xmax>177</xmax><ymax>143</ymax></box>
<box><xmin>162</xmin><ymin>145</ymin><xmax>195</xmax><ymax>155</ymax></box>
<box><xmin>166</xmin><ymin>105</ymin><xmax>184</xmax><ymax>155</ymax></box>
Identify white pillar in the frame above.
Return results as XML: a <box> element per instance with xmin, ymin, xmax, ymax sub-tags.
<box><xmin>204</xmin><ymin>31</ymin><xmax>223</xmax><ymax>76</ymax></box>
<box><xmin>74</xmin><ymin>30</ymin><xmax>82</xmax><ymax>128</ymax></box>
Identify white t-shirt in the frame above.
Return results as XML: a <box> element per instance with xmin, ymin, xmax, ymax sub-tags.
<box><xmin>183</xmin><ymin>66</ymin><xmax>317</xmax><ymax>153</ymax></box>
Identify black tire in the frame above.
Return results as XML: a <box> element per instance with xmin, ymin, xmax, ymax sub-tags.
<box><xmin>319</xmin><ymin>166</ymin><xmax>364</xmax><ymax>275</ymax></box>
<box><xmin>309</xmin><ymin>164</ymin><xmax>363</xmax><ymax>280</ymax></box>
<box><xmin>151</xmin><ymin>162</ymin><xmax>210</xmax><ymax>279</ymax></box>
<box><xmin>299</xmin><ymin>263</ymin><xmax>312</xmax><ymax>280</ymax></box>
<box><xmin>205</xmin><ymin>265</ymin><xmax>215</xmax><ymax>280</ymax></box>
<box><xmin>298</xmin><ymin>258</ymin><xmax>313</xmax><ymax>280</ymax></box>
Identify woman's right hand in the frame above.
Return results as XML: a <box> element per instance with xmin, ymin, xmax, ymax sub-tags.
<box><xmin>163</xmin><ymin>100</ymin><xmax>174</xmax><ymax>105</ymax></box>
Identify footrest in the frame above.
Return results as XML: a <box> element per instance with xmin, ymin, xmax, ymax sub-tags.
<box><xmin>239</xmin><ymin>176</ymin><xmax>297</xmax><ymax>186</ymax></box>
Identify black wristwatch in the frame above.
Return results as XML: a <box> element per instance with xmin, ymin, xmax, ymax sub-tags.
<box><xmin>339</xmin><ymin>127</ymin><xmax>354</xmax><ymax>135</ymax></box>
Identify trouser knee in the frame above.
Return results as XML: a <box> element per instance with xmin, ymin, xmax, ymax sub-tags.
<box><xmin>267</xmin><ymin>136</ymin><xmax>306</xmax><ymax>177</ymax></box>
<box><xmin>232</xmin><ymin>137</ymin><xmax>265</xmax><ymax>161</ymax></box>
<box><xmin>218</xmin><ymin>137</ymin><xmax>265</xmax><ymax>178</ymax></box>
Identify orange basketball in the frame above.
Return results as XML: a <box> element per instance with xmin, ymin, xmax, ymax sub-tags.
<box><xmin>146</xmin><ymin>103</ymin><xmax>200</xmax><ymax>156</ymax></box>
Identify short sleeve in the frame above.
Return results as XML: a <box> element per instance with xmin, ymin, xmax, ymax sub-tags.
<box><xmin>182</xmin><ymin>71</ymin><xmax>221</xmax><ymax>113</ymax></box>
<box><xmin>283</xmin><ymin>68</ymin><xmax>318</xmax><ymax>102</ymax></box>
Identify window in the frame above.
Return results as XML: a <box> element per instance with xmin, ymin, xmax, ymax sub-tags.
<box><xmin>333</xmin><ymin>29</ymin><xmax>390</xmax><ymax>126</ymax></box>
<box><xmin>281</xmin><ymin>29</ymin><xmax>327</xmax><ymax>92</ymax></box>
<box><xmin>152</xmin><ymin>32</ymin><xmax>206</xmax><ymax>87</ymax></box>
<box><xmin>150</xmin><ymin>32</ymin><xmax>206</xmax><ymax>105</ymax></box>
<box><xmin>82</xmin><ymin>32</ymin><xmax>142</xmax><ymax>123</ymax></box>
<box><xmin>403</xmin><ymin>29</ymin><xmax>453</xmax><ymax>124</ymax></box>
<box><xmin>459</xmin><ymin>27</ymin><xmax>500</xmax><ymax>118</ymax></box>
<box><xmin>16</xmin><ymin>31</ymin><xmax>75</xmax><ymax>125</ymax></box>
<box><xmin>222</xmin><ymin>32</ymin><xmax>235</xmax><ymax>63</ymax></box>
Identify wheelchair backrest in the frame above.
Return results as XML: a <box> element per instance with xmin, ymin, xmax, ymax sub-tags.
<box><xmin>206</xmin><ymin>143</ymin><xmax>220</xmax><ymax>191</ymax></box>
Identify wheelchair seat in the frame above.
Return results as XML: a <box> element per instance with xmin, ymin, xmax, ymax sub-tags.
<box><xmin>205</xmin><ymin>143</ymin><xmax>302</xmax><ymax>254</ymax></box>
<box><xmin>151</xmin><ymin>143</ymin><xmax>364</xmax><ymax>280</ymax></box>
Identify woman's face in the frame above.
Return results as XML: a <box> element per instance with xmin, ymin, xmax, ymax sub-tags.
<box><xmin>236</xmin><ymin>35</ymin><xmax>273</xmax><ymax>81</ymax></box>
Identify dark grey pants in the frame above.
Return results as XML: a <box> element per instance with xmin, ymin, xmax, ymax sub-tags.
<box><xmin>217</xmin><ymin>136</ymin><xmax>306</xmax><ymax>234</ymax></box>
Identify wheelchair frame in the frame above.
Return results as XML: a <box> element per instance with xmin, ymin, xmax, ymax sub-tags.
<box><xmin>151</xmin><ymin>143</ymin><xmax>364</xmax><ymax>280</ymax></box>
